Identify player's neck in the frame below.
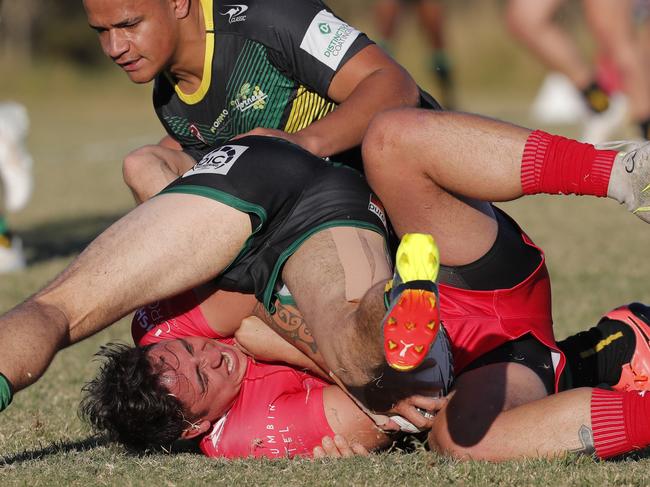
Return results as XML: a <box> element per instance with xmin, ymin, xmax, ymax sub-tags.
<box><xmin>167</xmin><ymin>0</ymin><xmax>207</xmax><ymax>93</ymax></box>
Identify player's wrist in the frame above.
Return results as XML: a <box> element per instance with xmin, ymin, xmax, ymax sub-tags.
<box><xmin>0</xmin><ymin>372</ymin><xmax>14</xmax><ymax>412</ymax></box>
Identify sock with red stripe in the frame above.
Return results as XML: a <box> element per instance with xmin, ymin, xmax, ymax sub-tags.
<box><xmin>520</xmin><ymin>130</ymin><xmax>618</xmax><ymax>197</ymax></box>
<box><xmin>591</xmin><ymin>388</ymin><xmax>650</xmax><ymax>459</ymax></box>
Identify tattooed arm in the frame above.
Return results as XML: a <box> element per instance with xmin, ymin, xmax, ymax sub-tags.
<box><xmin>234</xmin><ymin>302</ymin><xmax>329</xmax><ymax>380</ymax></box>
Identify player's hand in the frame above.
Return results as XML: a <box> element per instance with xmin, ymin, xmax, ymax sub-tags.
<box><xmin>313</xmin><ymin>434</ymin><xmax>369</xmax><ymax>459</ymax></box>
<box><xmin>382</xmin><ymin>394</ymin><xmax>448</xmax><ymax>432</ymax></box>
<box><xmin>232</xmin><ymin>128</ymin><xmax>320</xmax><ymax>156</ymax></box>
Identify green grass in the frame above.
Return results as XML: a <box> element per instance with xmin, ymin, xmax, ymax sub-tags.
<box><xmin>1</xmin><ymin>2</ymin><xmax>650</xmax><ymax>484</ymax></box>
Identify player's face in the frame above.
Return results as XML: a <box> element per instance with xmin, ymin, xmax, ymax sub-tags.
<box><xmin>83</xmin><ymin>0</ymin><xmax>179</xmax><ymax>83</ymax></box>
<box><xmin>147</xmin><ymin>337</ymin><xmax>248</xmax><ymax>423</ymax></box>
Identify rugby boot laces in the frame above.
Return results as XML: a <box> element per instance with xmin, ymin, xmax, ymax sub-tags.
<box><xmin>600</xmin><ymin>140</ymin><xmax>650</xmax><ymax>223</ymax></box>
<box><xmin>383</xmin><ymin>233</ymin><xmax>440</xmax><ymax>372</ymax></box>
<box><xmin>609</xmin><ymin>303</ymin><xmax>650</xmax><ymax>392</ymax></box>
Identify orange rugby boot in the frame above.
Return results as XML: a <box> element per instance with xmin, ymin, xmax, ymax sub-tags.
<box><xmin>609</xmin><ymin>303</ymin><xmax>650</xmax><ymax>392</ymax></box>
<box><xmin>382</xmin><ymin>233</ymin><xmax>440</xmax><ymax>372</ymax></box>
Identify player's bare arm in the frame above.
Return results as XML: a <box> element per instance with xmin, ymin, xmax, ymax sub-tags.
<box><xmin>244</xmin><ymin>45</ymin><xmax>420</xmax><ymax>157</ymax></box>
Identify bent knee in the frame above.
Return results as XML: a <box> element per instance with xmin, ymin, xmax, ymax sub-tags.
<box><xmin>363</xmin><ymin>108</ymin><xmax>431</xmax><ymax>174</ymax></box>
<box><xmin>122</xmin><ymin>145</ymin><xmax>162</xmax><ymax>186</ymax></box>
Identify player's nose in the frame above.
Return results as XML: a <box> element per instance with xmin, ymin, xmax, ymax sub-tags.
<box><xmin>106</xmin><ymin>30</ymin><xmax>129</xmax><ymax>59</ymax></box>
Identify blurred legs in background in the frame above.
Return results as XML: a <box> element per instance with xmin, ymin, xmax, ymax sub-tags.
<box><xmin>0</xmin><ymin>102</ymin><xmax>33</xmax><ymax>273</ymax></box>
<box><xmin>374</xmin><ymin>0</ymin><xmax>455</xmax><ymax>109</ymax></box>
<box><xmin>507</xmin><ymin>0</ymin><xmax>650</xmax><ymax>143</ymax></box>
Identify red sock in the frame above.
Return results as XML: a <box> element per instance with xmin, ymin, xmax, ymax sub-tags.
<box><xmin>520</xmin><ymin>130</ymin><xmax>617</xmax><ymax>197</ymax></box>
<box><xmin>591</xmin><ymin>388</ymin><xmax>650</xmax><ymax>459</ymax></box>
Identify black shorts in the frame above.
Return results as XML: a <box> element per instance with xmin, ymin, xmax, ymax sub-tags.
<box><xmin>160</xmin><ymin>136</ymin><xmax>388</xmax><ymax>312</ymax></box>
<box><xmin>461</xmin><ymin>334</ymin><xmax>555</xmax><ymax>394</ymax></box>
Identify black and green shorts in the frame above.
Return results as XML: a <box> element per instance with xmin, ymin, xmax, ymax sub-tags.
<box><xmin>160</xmin><ymin>135</ymin><xmax>389</xmax><ymax>312</ymax></box>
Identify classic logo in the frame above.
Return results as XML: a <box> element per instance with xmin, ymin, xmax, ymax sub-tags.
<box><xmin>220</xmin><ymin>4</ymin><xmax>248</xmax><ymax>24</ymax></box>
<box><xmin>300</xmin><ymin>10</ymin><xmax>361</xmax><ymax>70</ymax></box>
<box><xmin>184</xmin><ymin>145</ymin><xmax>249</xmax><ymax>177</ymax></box>
<box><xmin>231</xmin><ymin>82</ymin><xmax>268</xmax><ymax>113</ymax></box>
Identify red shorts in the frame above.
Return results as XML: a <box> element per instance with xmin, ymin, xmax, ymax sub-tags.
<box><xmin>439</xmin><ymin>232</ymin><xmax>565</xmax><ymax>392</ymax></box>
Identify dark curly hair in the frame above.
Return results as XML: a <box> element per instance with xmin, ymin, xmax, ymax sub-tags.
<box><xmin>79</xmin><ymin>342</ymin><xmax>190</xmax><ymax>451</ymax></box>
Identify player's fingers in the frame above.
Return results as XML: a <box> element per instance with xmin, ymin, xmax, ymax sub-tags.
<box><xmin>313</xmin><ymin>446</ymin><xmax>326</xmax><ymax>459</ymax></box>
<box><xmin>321</xmin><ymin>436</ymin><xmax>342</xmax><ymax>458</ymax></box>
<box><xmin>392</xmin><ymin>403</ymin><xmax>434</xmax><ymax>430</ymax></box>
<box><xmin>333</xmin><ymin>434</ymin><xmax>355</xmax><ymax>457</ymax></box>
<box><xmin>350</xmin><ymin>441</ymin><xmax>370</xmax><ymax>456</ymax></box>
<box><xmin>408</xmin><ymin>394</ymin><xmax>448</xmax><ymax>414</ymax></box>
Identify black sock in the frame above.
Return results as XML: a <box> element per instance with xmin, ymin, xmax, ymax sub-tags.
<box><xmin>558</xmin><ymin>318</ymin><xmax>635</xmax><ymax>390</ymax></box>
<box><xmin>581</xmin><ymin>81</ymin><xmax>610</xmax><ymax>113</ymax></box>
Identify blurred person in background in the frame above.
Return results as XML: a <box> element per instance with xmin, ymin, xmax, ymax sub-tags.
<box><xmin>506</xmin><ymin>0</ymin><xmax>650</xmax><ymax>143</ymax></box>
<box><xmin>0</xmin><ymin>102</ymin><xmax>33</xmax><ymax>273</ymax></box>
<box><xmin>374</xmin><ymin>0</ymin><xmax>455</xmax><ymax>108</ymax></box>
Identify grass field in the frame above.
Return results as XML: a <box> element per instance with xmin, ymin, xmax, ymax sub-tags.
<box><xmin>1</xmin><ymin>3</ymin><xmax>650</xmax><ymax>485</ymax></box>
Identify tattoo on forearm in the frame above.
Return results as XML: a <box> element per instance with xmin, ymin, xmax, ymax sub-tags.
<box><xmin>254</xmin><ymin>302</ymin><xmax>319</xmax><ymax>354</ymax></box>
<box><xmin>569</xmin><ymin>425</ymin><xmax>596</xmax><ymax>456</ymax></box>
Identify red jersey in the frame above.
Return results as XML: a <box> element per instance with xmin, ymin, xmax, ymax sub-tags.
<box><xmin>199</xmin><ymin>360</ymin><xmax>333</xmax><ymax>459</ymax></box>
<box><xmin>132</xmin><ymin>292</ymin><xmax>334</xmax><ymax>459</ymax></box>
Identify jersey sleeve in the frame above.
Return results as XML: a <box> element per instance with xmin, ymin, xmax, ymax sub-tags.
<box><xmin>131</xmin><ymin>291</ymin><xmax>231</xmax><ymax>346</ymax></box>
<box><xmin>250</xmin><ymin>0</ymin><xmax>374</xmax><ymax>96</ymax></box>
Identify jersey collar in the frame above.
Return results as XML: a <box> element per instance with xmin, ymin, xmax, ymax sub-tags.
<box><xmin>173</xmin><ymin>0</ymin><xmax>214</xmax><ymax>105</ymax></box>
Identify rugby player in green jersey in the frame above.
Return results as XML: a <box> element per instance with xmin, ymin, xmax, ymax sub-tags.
<box><xmin>83</xmin><ymin>0</ymin><xmax>438</xmax><ymax>202</ymax></box>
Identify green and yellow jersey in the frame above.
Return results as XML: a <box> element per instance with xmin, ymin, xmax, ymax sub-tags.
<box><xmin>154</xmin><ymin>0</ymin><xmax>379</xmax><ymax>164</ymax></box>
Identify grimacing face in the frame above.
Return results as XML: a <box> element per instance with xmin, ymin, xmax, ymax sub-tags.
<box><xmin>83</xmin><ymin>0</ymin><xmax>181</xmax><ymax>83</ymax></box>
<box><xmin>147</xmin><ymin>337</ymin><xmax>248</xmax><ymax>425</ymax></box>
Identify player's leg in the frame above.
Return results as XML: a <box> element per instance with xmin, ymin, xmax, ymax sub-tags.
<box><xmin>431</xmin><ymin>373</ymin><xmax>650</xmax><ymax>460</ymax></box>
<box><xmin>0</xmin><ymin>192</ymin><xmax>251</xmax><ymax>397</ymax></box>
<box><xmin>374</xmin><ymin>0</ymin><xmax>403</xmax><ymax>47</ymax></box>
<box><xmin>585</xmin><ymin>0</ymin><xmax>650</xmax><ymax>139</ymax></box>
<box><xmin>505</xmin><ymin>0</ymin><xmax>594</xmax><ymax>90</ymax></box>
<box><xmin>122</xmin><ymin>139</ymin><xmax>196</xmax><ymax>203</ymax></box>
<box><xmin>415</xmin><ymin>0</ymin><xmax>455</xmax><ymax>108</ymax></box>
<box><xmin>363</xmin><ymin>108</ymin><xmax>650</xmax><ymax>223</ymax></box>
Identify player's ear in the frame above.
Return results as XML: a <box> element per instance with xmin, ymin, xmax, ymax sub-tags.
<box><xmin>180</xmin><ymin>419</ymin><xmax>211</xmax><ymax>440</ymax></box>
<box><xmin>170</xmin><ymin>0</ymin><xmax>191</xmax><ymax>20</ymax></box>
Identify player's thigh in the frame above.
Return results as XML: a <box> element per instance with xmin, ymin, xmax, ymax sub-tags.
<box><xmin>282</xmin><ymin>227</ymin><xmax>390</xmax><ymax>327</ymax></box>
<box><xmin>429</xmin><ymin>361</ymin><xmax>549</xmax><ymax>452</ymax></box>
<box><xmin>507</xmin><ymin>0</ymin><xmax>564</xmax><ymax>26</ymax></box>
<box><xmin>62</xmin><ymin>193</ymin><xmax>252</xmax><ymax>342</ymax></box>
<box><xmin>584</xmin><ymin>0</ymin><xmax>634</xmax><ymax>50</ymax></box>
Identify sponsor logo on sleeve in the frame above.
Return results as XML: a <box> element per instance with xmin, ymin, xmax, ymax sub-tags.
<box><xmin>220</xmin><ymin>4</ymin><xmax>248</xmax><ymax>24</ymax></box>
<box><xmin>368</xmin><ymin>194</ymin><xmax>387</xmax><ymax>229</ymax></box>
<box><xmin>184</xmin><ymin>145</ymin><xmax>249</xmax><ymax>177</ymax></box>
<box><xmin>300</xmin><ymin>10</ymin><xmax>361</xmax><ymax>70</ymax></box>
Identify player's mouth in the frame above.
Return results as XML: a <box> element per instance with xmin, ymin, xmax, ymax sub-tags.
<box><xmin>118</xmin><ymin>58</ymin><xmax>142</xmax><ymax>72</ymax></box>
